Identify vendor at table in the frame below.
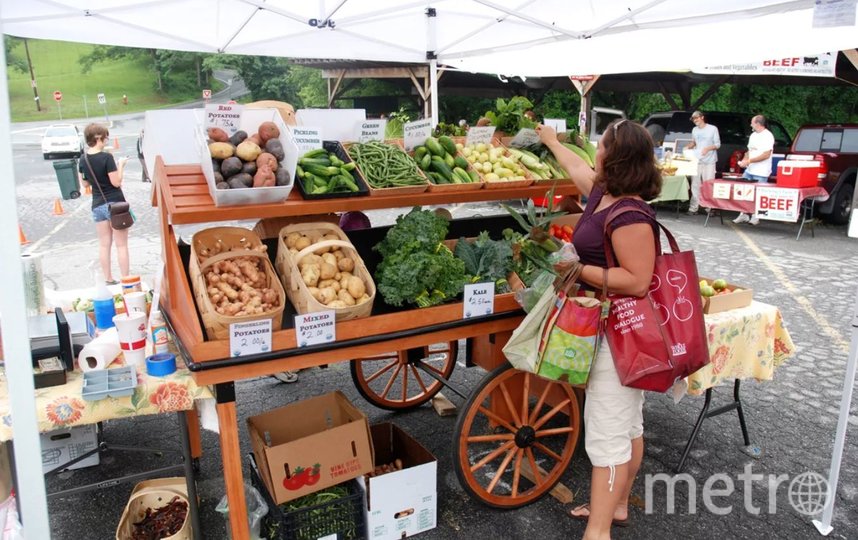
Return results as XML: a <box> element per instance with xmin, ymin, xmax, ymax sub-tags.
<box><xmin>685</xmin><ymin>111</ymin><xmax>720</xmax><ymax>215</ymax></box>
<box><xmin>734</xmin><ymin>115</ymin><xmax>774</xmax><ymax>225</ymax></box>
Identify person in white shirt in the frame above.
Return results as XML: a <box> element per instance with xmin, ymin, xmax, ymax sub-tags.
<box><xmin>734</xmin><ymin>114</ymin><xmax>775</xmax><ymax>225</ymax></box>
<box><xmin>685</xmin><ymin>111</ymin><xmax>720</xmax><ymax>215</ymax></box>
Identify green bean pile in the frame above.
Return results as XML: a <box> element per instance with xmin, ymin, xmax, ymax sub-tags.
<box><xmin>348</xmin><ymin>141</ymin><xmax>427</xmax><ymax>189</ymax></box>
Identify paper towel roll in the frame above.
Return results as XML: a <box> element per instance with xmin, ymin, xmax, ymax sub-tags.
<box><xmin>78</xmin><ymin>327</ymin><xmax>121</xmax><ymax>372</ymax></box>
<box><xmin>21</xmin><ymin>253</ymin><xmax>45</xmax><ymax>317</ymax></box>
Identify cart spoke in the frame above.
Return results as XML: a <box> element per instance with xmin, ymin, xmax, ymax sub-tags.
<box><xmin>476</xmin><ymin>406</ymin><xmax>517</xmax><ymax>434</ymax></box>
<box><xmin>521</xmin><ymin>373</ymin><xmax>530</xmax><ymax>427</ymax></box>
<box><xmin>532</xmin><ymin>399</ymin><xmax>572</xmax><ymax>430</ymax></box>
<box><xmin>528</xmin><ymin>384</ymin><xmax>552</xmax><ymax>425</ymax></box>
<box><xmin>363</xmin><ymin>360</ymin><xmax>398</xmax><ymax>384</ymax></box>
<box><xmin>486</xmin><ymin>447</ymin><xmax>517</xmax><ymax>495</ymax></box>
<box><xmin>535</xmin><ymin>426</ymin><xmax>576</xmax><ymax>437</ymax></box>
<box><xmin>466</xmin><ymin>433</ymin><xmax>515</xmax><ymax>443</ymax></box>
<box><xmin>532</xmin><ymin>442</ymin><xmax>563</xmax><ymax>463</ymax></box>
<box><xmin>499</xmin><ymin>382</ymin><xmax>523</xmax><ymax>427</ymax></box>
<box><xmin>470</xmin><ymin>441</ymin><xmax>515</xmax><ymax>473</ymax></box>
<box><xmin>524</xmin><ymin>448</ymin><xmax>543</xmax><ymax>486</ymax></box>
<box><xmin>511</xmin><ymin>449</ymin><xmax>524</xmax><ymax>498</ymax></box>
<box><xmin>421</xmin><ymin>362</ymin><xmax>448</xmax><ymax>377</ymax></box>
<box><xmin>410</xmin><ymin>364</ymin><xmax>429</xmax><ymax>394</ymax></box>
<box><xmin>381</xmin><ymin>364</ymin><xmax>404</xmax><ymax>400</ymax></box>
<box><xmin>401</xmin><ymin>363</ymin><xmax>409</xmax><ymax>402</ymax></box>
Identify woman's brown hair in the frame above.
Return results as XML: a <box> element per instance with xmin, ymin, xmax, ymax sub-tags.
<box><xmin>83</xmin><ymin>123</ymin><xmax>109</xmax><ymax>148</ymax></box>
<box><xmin>594</xmin><ymin>119</ymin><xmax>662</xmax><ymax>201</ymax></box>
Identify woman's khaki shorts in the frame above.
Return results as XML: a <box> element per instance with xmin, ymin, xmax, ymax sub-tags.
<box><xmin>583</xmin><ymin>342</ymin><xmax>644</xmax><ymax>467</ymax></box>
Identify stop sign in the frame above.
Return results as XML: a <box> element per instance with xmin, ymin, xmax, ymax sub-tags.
<box><xmin>53</xmin><ymin>91</ymin><xmax>62</xmax><ymax>102</ymax></box>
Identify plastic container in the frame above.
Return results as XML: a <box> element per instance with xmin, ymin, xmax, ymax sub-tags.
<box><xmin>150</xmin><ymin>310</ymin><xmax>170</xmax><ymax>354</ymax></box>
<box><xmin>53</xmin><ymin>159</ymin><xmax>81</xmax><ymax>200</ymax></box>
<box><xmin>248</xmin><ymin>454</ymin><xmax>366</xmax><ymax>540</ymax></box>
<box><xmin>93</xmin><ymin>297</ymin><xmax>116</xmax><ymax>330</ymax></box>
<box><xmin>120</xmin><ymin>275</ymin><xmax>142</xmax><ymax>294</ymax></box>
<box><xmin>82</xmin><ymin>366</ymin><xmax>138</xmax><ymax>401</ymax></box>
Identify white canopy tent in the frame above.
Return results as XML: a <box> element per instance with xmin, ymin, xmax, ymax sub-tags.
<box><xmin>0</xmin><ymin>1</ymin><xmax>855</xmax><ymax>538</ymax></box>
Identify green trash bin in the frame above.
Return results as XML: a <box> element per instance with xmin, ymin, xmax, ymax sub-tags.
<box><xmin>53</xmin><ymin>159</ymin><xmax>81</xmax><ymax>200</ymax></box>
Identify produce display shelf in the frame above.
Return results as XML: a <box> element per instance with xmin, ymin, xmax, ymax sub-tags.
<box><xmin>154</xmin><ymin>157</ymin><xmax>580</xmax><ymax>225</ymax></box>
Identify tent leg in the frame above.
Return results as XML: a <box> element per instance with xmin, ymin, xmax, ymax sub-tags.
<box><xmin>429</xmin><ymin>59</ymin><xmax>439</xmax><ymax>127</ymax></box>
<box><xmin>813</xmin><ymin>284</ymin><xmax>858</xmax><ymax>536</ymax></box>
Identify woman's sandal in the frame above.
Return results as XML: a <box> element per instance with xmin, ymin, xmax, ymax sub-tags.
<box><xmin>568</xmin><ymin>504</ymin><xmax>631</xmax><ymax>528</ymax></box>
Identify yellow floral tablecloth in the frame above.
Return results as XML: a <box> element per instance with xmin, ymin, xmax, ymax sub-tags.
<box><xmin>686</xmin><ymin>301</ymin><xmax>795</xmax><ymax>396</ymax></box>
<box><xmin>0</xmin><ymin>363</ymin><xmax>213</xmax><ymax>441</ymax></box>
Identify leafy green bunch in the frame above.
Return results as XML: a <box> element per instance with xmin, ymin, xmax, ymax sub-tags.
<box><xmin>454</xmin><ymin>232</ymin><xmax>513</xmax><ymax>292</ymax></box>
<box><xmin>484</xmin><ymin>96</ymin><xmax>537</xmax><ymax>133</ymax></box>
<box><xmin>374</xmin><ymin>208</ymin><xmax>466</xmax><ymax>308</ymax></box>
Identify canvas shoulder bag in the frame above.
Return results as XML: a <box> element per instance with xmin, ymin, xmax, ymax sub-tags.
<box><xmin>84</xmin><ymin>152</ymin><xmax>133</xmax><ymax>230</ymax></box>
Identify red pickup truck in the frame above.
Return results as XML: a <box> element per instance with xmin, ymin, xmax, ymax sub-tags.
<box><xmin>784</xmin><ymin>124</ymin><xmax>857</xmax><ymax>224</ymax></box>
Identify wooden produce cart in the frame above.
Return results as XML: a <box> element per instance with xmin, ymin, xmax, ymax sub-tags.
<box><xmin>153</xmin><ymin>156</ymin><xmax>582</xmax><ymax>539</ymax></box>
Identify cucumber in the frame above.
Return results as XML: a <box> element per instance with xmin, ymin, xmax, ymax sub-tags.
<box><xmin>443</xmin><ymin>153</ymin><xmax>455</xmax><ymax>168</ymax></box>
<box><xmin>430</xmin><ymin>155</ymin><xmax>454</xmax><ymax>181</ymax></box>
<box><xmin>453</xmin><ymin>155</ymin><xmax>470</xmax><ymax>170</ymax></box>
<box><xmin>304</xmin><ymin>164</ymin><xmax>339</xmax><ymax>177</ymax></box>
<box><xmin>428</xmin><ymin>171</ymin><xmax>448</xmax><ymax>184</ymax></box>
<box><xmin>424</xmin><ymin>137</ymin><xmax>445</xmax><ymax>157</ymax></box>
<box><xmin>438</xmin><ymin>135</ymin><xmax>457</xmax><ymax>156</ymax></box>
<box><xmin>467</xmin><ymin>170</ymin><xmax>481</xmax><ymax>183</ymax></box>
<box><xmin>302</xmin><ymin>148</ymin><xmax>327</xmax><ymax>159</ymax></box>
<box><xmin>453</xmin><ymin>167</ymin><xmax>471</xmax><ymax>184</ymax></box>
<box><xmin>420</xmin><ymin>153</ymin><xmax>431</xmax><ymax>170</ymax></box>
<box><xmin>414</xmin><ymin>146</ymin><xmax>427</xmax><ymax>161</ymax></box>
<box><xmin>299</xmin><ymin>157</ymin><xmax>332</xmax><ymax>167</ymax></box>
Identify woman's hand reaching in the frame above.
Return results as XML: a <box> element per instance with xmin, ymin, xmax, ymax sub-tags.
<box><xmin>536</xmin><ymin>124</ymin><xmax>558</xmax><ymax>146</ymax></box>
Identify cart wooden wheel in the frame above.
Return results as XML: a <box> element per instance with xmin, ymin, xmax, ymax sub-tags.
<box><xmin>453</xmin><ymin>363</ymin><xmax>580</xmax><ymax>508</ymax></box>
<box><xmin>350</xmin><ymin>341</ymin><xmax>458</xmax><ymax>410</ymax></box>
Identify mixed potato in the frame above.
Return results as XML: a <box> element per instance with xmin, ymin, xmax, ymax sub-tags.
<box><xmin>284</xmin><ymin>231</ymin><xmax>371</xmax><ymax>309</ymax></box>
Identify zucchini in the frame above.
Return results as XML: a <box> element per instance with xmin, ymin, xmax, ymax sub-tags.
<box><xmin>424</xmin><ymin>137</ymin><xmax>445</xmax><ymax>157</ymax></box>
<box><xmin>438</xmin><ymin>135</ymin><xmax>457</xmax><ymax>156</ymax></box>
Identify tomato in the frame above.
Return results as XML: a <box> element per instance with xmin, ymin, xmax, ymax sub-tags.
<box><xmin>305</xmin><ymin>471</ymin><xmax>320</xmax><ymax>486</ymax></box>
<box><xmin>283</xmin><ymin>470</ymin><xmax>305</xmax><ymax>490</ymax></box>
<box><xmin>562</xmin><ymin>225</ymin><xmax>573</xmax><ymax>235</ymax></box>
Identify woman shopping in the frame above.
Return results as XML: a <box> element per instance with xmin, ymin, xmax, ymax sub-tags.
<box><xmin>79</xmin><ymin>123</ymin><xmax>130</xmax><ymax>285</ymax></box>
<box><xmin>537</xmin><ymin>120</ymin><xmax>662</xmax><ymax>539</ymax></box>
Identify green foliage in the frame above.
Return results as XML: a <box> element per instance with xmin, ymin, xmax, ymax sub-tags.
<box><xmin>4</xmin><ymin>37</ymin><xmax>28</xmax><ymax>73</ymax></box>
<box><xmin>433</xmin><ymin>121</ymin><xmax>467</xmax><ymax>137</ymax></box>
<box><xmin>385</xmin><ymin>107</ymin><xmax>413</xmax><ymax>139</ymax></box>
<box><xmin>374</xmin><ymin>208</ymin><xmax>466</xmax><ymax>308</ymax></box>
<box><xmin>533</xmin><ymin>90</ymin><xmax>580</xmax><ymax>126</ymax></box>
<box><xmin>484</xmin><ymin>96</ymin><xmax>537</xmax><ymax>133</ymax></box>
<box><xmin>439</xmin><ymin>96</ymin><xmax>494</xmax><ymax>125</ymax></box>
<box><xmin>454</xmin><ymin>232</ymin><xmax>513</xmax><ymax>291</ymax></box>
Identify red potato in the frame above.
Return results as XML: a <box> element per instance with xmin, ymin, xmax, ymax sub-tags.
<box><xmin>256</xmin><ymin>152</ymin><xmax>278</xmax><ymax>172</ymax></box>
<box><xmin>253</xmin><ymin>164</ymin><xmax>276</xmax><ymax>188</ymax></box>
<box><xmin>257</xmin><ymin>121</ymin><xmax>280</xmax><ymax>144</ymax></box>
<box><xmin>207</xmin><ymin>127</ymin><xmax>229</xmax><ymax>142</ymax></box>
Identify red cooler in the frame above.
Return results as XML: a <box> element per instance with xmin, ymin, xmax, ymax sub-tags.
<box><xmin>776</xmin><ymin>160</ymin><xmax>821</xmax><ymax>188</ymax></box>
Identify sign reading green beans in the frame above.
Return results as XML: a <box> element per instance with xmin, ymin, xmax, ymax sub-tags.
<box><xmin>347</xmin><ymin>141</ymin><xmax>427</xmax><ymax>189</ymax></box>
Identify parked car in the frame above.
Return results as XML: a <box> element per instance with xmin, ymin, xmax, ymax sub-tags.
<box><xmin>641</xmin><ymin>111</ymin><xmax>792</xmax><ymax>177</ymax></box>
<box><xmin>783</xmin><ymin>123</ymin><xmax>857</xmax><ymax>224</ymax></box>
<box><xmin>41</xmin><ymin>124</ymin><xmax>82</xmax><ymax>160</ymax></box>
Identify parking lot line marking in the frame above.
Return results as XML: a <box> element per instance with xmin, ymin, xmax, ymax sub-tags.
<box><xmin>732</xmin><ymin>226</ymin><xmax>849</xmax><ymax>354</ymax></box>
<box><xmin>25</xmin><ymin>202</ymin><xmax>88</xmax><ymax>254</ymax></box>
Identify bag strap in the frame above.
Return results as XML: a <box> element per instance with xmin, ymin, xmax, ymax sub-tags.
<box><xmin>83</xmin><ymin>152</ymin><xmax>108</xmax><ymax>204</ymax></box>
<box><xmin>602</xmin><ymin>204</ymin><xmax>679</xmax><ymax>268</ymax></box>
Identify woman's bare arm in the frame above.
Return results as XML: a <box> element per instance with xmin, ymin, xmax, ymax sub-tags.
<box><xmin>536</xmin><ymin>125</ymin><xmax>595</xmax><ymax>197</ymax></box>
<box><xmin>578</xmin><ymin>223</ymin><xmax>656</xmax><ymax>297</ymax></box>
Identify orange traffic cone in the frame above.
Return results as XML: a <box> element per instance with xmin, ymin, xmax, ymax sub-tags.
<box><xmin>113</xmin><ymin>136</ymin><xmax>120</xmax><ymax>150</ymax></box>
<box><xmin>52</xmin><ymin>198</ymin><xmax>65</xmax><ymax>216</ymax></box>
<box><xmin>19</xmin><ymin>225</ymin><xmax>29</xmax><ymax>245</ymax></box>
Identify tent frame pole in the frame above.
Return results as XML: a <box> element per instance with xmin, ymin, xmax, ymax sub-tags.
<box><xmin>813</xmin><ymin>283</ymin><xmax>858</xmax><ymax>536</ymax></box>
<box><xmin>0</xmin><ymin>23</ymin><xmax>51</xmax><ymax>539</ymax></box>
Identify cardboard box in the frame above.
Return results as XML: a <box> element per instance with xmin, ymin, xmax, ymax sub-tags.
<box><xmin>776</xmin><ymin>160</ymin><xmax>821</xmax><ymax>188</ymax></box>
<box><xmin>247</xmin><ymin>391</ymin><xmax>373</xmax><ymax>505</ymax></box>
<box><xmin>0</xmin><ymin>443</ymin><xmax>12</xmax><ymax>501</ymax></box>
<box><xmin>40</xmin><ymin>424</ymin><xmax>99</xmax><ymax>473</ymax></box>
<box><xmin>550</xmin><ymin>198</ymin><xmax>585</xmax><ymax>230</ymax></box>
<box><xmin>359</xmin><ymin>423</ymin><xmax>437</xmax><ymax>540</ymax></box>
<box><xmin>700</xmin><ymin>278</ymin><xmax>753</xmax><ymax>314</ymax></box>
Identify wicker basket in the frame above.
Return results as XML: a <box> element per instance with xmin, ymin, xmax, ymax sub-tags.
<box><xmin>189</xmin><ymin>226</ymin><xmax>286</xmax><ymax>340</ymax></box>
<box><xmin>275</xmin><ymin>222</ymin><xmax>375</xmax><ymax>321</ymax></box>
<box><xmin>115</xmin><ymin>478</ymin><xmax>190</xmax><ymax>540</ymax></box>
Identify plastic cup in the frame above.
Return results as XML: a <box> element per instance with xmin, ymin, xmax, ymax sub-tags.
<box><xmin>113</xmin><ymin>312</ymin><xmax>147</xmax><ymax>366</ymax></box>
<box><xmin>123</xmin><ymin>291</ymin><xmax>148</xmax><ymax>316</ymax></box>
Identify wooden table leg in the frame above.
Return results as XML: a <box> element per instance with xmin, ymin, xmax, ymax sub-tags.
<box><xmin>186</xmin><ymin>404</ymin><xmax>203</xmax><ymax>460</ymax></box>
<box><xmin>215</xmin><ymin>383</ymin><xmax>249</xmax><ymax>540</ymax></box>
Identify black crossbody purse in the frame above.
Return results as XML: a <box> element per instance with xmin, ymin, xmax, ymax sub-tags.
<box><xmin>84</xmin><ymin>152</ymin><xmax>133</xmax><ymax>230</ymax></box>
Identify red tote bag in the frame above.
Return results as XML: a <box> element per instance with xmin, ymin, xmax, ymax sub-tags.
<box><xmin>603</xmin><ymin>206</ymin><xmax>710</xmax><ymax>392</ymax></box>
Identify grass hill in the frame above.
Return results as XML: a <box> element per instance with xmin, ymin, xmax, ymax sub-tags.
<box><xmin>6</xmin><ymin>39</ymin><xmax>214</xmax><ymax>122</ymax></box>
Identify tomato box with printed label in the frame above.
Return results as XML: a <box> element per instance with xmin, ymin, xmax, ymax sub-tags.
<box><xmin>247</xmin><ymin>391</ymin><xmax>374</xmax><ymax>505</ymax></box>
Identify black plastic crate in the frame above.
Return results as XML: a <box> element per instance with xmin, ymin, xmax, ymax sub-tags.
<box><xmin>296</xmin><ymin>141</ymin><xmax>370</xmax><ymax>199</ymax></box>
<box><xmin>249</xmin><ymin>453</ymin><xmax>366</xmax><ymax>540</ymax></box>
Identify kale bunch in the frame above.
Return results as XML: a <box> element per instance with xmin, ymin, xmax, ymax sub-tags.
<box><xmin>374</xmin><ymin>208</ymin><xmax>466</xmax><ymax>308</ymax></box>
<box><xmin>454</xmin><ymin>232</ymin><xmax>513</xmax><ymax>292</ymax></box>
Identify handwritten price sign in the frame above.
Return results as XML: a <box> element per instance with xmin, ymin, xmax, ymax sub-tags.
<box><xmin>294</xmin><ymin>311</ymin><xmax>336</xmax><ymax>347</ymax></box>
<box><xmin>463</xmin><ymin>282</ymin><xmax>495</xmax><ymax>319</ymax></box>
<box><xmin>229</xmin><ymin>319</ymin><xmax>272</xmax><ymax>357</ymax></box>
<box><xmin>205</xmin><ymin>103</ymin><xmax>244</xmax><ymax>135</ymax></box>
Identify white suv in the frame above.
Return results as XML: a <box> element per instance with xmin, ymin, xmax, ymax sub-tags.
<box><xmin>41</xmin><ymin>124</ymin><xmax>83</xmax><ymax>160</ymax></box>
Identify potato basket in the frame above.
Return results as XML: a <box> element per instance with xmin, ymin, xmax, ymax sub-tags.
<box><xmin>189</xmin><ymin>226</ymin><xmax>286</xmax><ymax>340</ymax></box>
<box><xmin>275</xmin><ymin>222</ymin><xmax>375</xmax><ymax>321</ymax></box>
